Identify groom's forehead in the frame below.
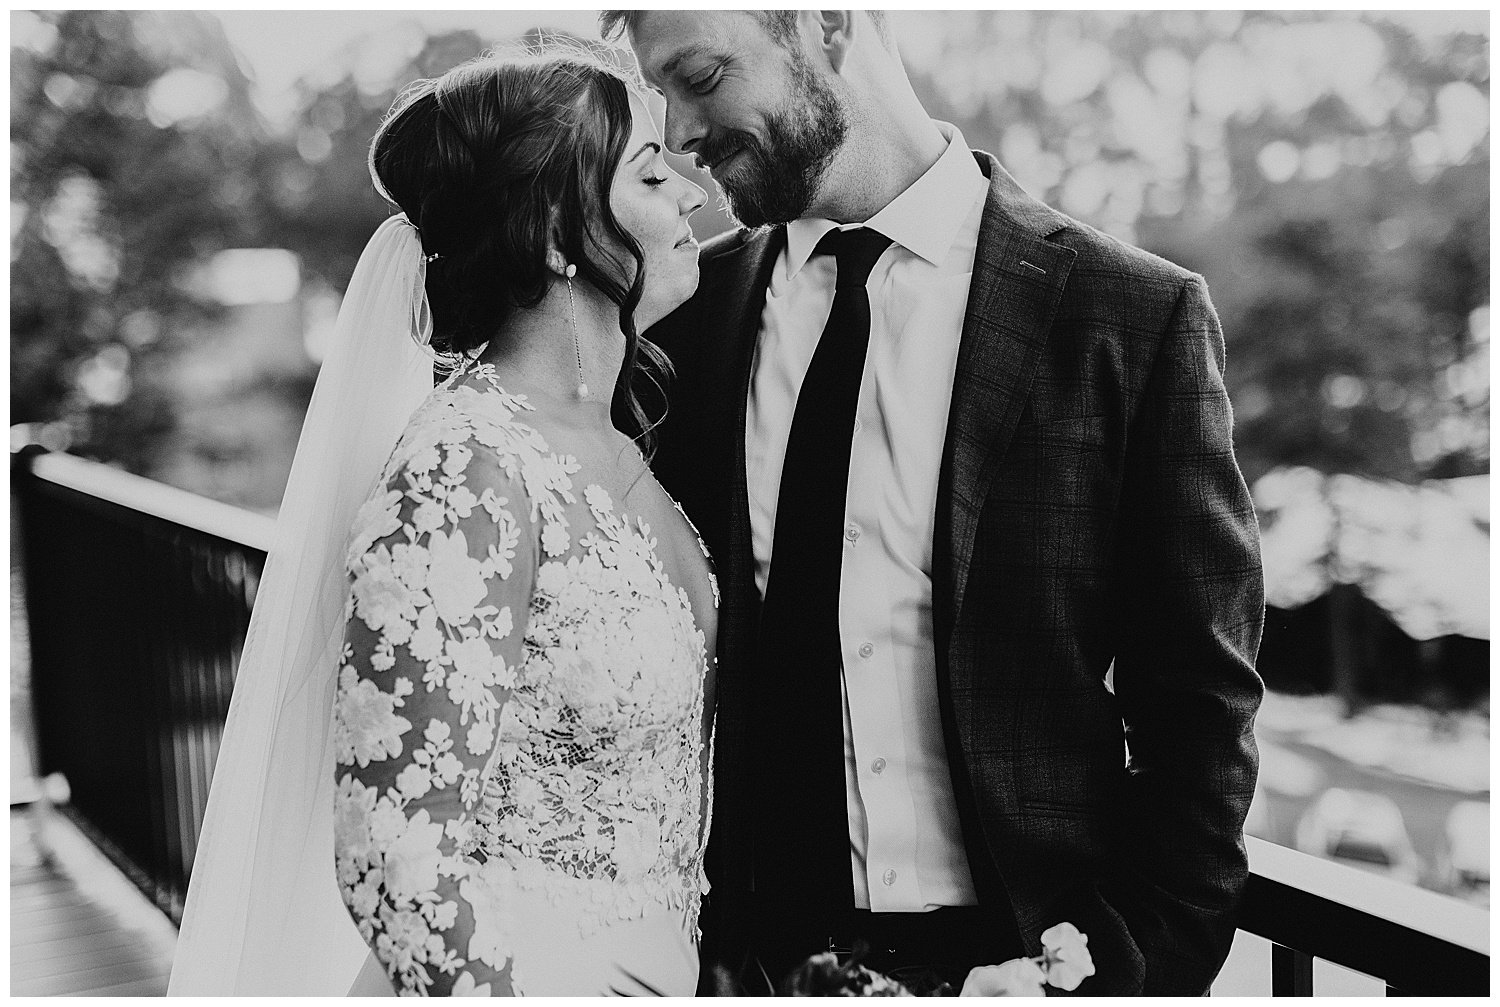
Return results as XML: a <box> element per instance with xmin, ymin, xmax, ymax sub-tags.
<box><xmin>628</xmin><ymin>10</ymin><xmax>769</xmax><ymax>74</ymax></box>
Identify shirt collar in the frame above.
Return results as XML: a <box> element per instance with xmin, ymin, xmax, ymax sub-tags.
<box><xmin>783</xmin><ymin>121</ymin><xmax>986</xmax><ymax>279</ymax></box>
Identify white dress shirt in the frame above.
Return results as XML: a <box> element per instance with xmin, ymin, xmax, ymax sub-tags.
<box><xmin>746</xmin><ymin>124</ymin><xmax>987</xmax><ymax>912</ymax></box>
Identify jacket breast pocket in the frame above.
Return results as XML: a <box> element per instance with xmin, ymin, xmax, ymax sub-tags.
<box><xmin>1007</xmin><ymin>414</ymin><xmax>1106</xmax><ymax>460</ymax></box>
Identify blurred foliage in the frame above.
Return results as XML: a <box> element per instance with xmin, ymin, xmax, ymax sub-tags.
<box><xmin>10</xmin><ymin>10</ymin><xmax>269</xmax><ymax>469</ymax></box>
<box><xmin>260</xmin><ymin>30</ymin><xmax>495</xmax><ymax>296</ymax></box>
<box><xmin>900</xmin><ymin>10</ymin><xmax>1488</xmax><ymax>485</ymax></box>
<box><xmin>8</xmin><ymin>10</ymin><xmax>1490</xmax><ymax>493</ymax></box>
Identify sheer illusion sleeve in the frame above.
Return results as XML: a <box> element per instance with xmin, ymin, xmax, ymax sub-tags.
<box><xmin>332</xmin><ymin>423</ymin><xmax>536</xmax><ymax>996</ymax></box>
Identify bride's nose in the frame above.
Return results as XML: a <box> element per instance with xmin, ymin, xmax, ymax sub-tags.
<box><xmin>677</xmin><ymin>176</ymin><xmax>706</xmax><ymax>217</ymax></box>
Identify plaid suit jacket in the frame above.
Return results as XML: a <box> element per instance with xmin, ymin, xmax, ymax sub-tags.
<box><xmin>643</xmin><ymin>152</ymin><xmax>1265</xmax><ymax>996</ymax></box>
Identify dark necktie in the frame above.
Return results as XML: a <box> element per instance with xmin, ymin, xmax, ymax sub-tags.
<box><xmin>753</xmin><ymin>227</ymin><xmax>893</xmax><ymax>922</ymax></box>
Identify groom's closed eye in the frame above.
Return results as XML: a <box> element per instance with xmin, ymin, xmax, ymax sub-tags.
<box><xmin>686</xmin><ymin>62</ymin><xmax>725</xmax><ymax>95</ymax></box>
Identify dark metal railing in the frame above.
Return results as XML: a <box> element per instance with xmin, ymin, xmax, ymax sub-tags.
<box><xmin>1240</xmin><ymin>835</ymin><xmax>1489</xmax><ymax>994</ymax></box>
<box><xmin>9</xmin><ymin>447</ymin><xmax>1490</xmax><ymax>992</ymax></box>
<box><xmin>12</xmin><ymin>445</ymin><xmax>273</xmax><ymax>925</ymax></box>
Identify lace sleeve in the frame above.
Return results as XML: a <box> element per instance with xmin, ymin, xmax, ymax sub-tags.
<box><xmin>332</xmin><ymin>425</ymin><xmax>535</xmax><ymax>996</ymax></box>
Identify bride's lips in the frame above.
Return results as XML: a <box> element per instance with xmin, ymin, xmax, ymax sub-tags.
<box><xmin>674</xmin><ymin>231</ymin><xmax>697</xmax><ymax>250</ymax></box>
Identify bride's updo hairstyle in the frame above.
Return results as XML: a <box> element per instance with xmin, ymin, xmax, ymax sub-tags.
<box><xmin>369</xmin><ymin>47</ymin><xmax>668</xmax><ymax>448</ymax></box>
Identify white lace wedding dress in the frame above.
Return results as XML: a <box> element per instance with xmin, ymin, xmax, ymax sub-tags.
<box><xmin>332</xmin><ymin>361</ymin><xmax>717</xmax><ymax>996</ymax></box>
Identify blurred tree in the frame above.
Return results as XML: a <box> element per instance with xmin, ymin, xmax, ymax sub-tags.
<box><xmin>264</xmin><ymin>25</ymin><xmax>733</xmax><ymax>305</ymax></box>
<box><xmin>11</xmin><ymin>10</ymin><xmax>267</xmax><ymax>470</ymax></box>
<box><xmin>256</xmin><ymin>31</ymin><xmax>494</xmax><ymax>299</ymax></box>
<box><xmin>14</xmin><ymin>11</ymin><xmax>1486</xmax><ymax>498</ymax></box>
<box><xmin>903</xmin><ymin>10</ymin><xmax>1488</xmax><ymax>486</ymax></box>
<box><xmin>265</xmin><ymin>26</ymin><xmax>618</xmax><ymax>298</ymax></box>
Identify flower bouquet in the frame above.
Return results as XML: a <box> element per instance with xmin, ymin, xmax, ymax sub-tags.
<box><xmin>765</xmin><ymin>921</ymin><xmax>1096</xmax><ymax>997</ymax></box>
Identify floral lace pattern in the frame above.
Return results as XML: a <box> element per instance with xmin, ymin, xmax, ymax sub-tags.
<box><xmin>332</xmin><ymin>363</ymin><xmax>714</xmax><ymax>996</ymax></box>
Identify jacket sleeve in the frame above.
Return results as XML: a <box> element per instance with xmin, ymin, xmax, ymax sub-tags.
<box><xmin>332</xmin><ymin>432</ymin><xmax>536</xmax><ymax>995</ymax></box>
<box><xmin>1106</xmin><ymin>272</ymin><xmax>1265</xmax><ymax>995</ymax></box>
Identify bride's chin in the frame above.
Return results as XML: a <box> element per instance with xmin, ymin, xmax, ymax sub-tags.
<box><xmin>639</xmin><ymin>281</ymin><xmax>700</xmax><ymax>331</ymax></box>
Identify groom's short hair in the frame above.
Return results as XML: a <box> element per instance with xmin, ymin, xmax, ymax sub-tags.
<box><xmin>598</xmin><ymin>10</ymin><xmax>890</xmax><ymax>51</ymax></box>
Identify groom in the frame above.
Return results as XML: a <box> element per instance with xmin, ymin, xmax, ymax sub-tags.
<box><xmin>605</xmin><ymin>10</ymin><xmax>1264</xmax><ymax>996</ymax></box>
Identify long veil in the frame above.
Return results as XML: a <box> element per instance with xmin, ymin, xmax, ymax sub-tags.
<box><xmin>168</xmin><ymin>216</ymin><xmax>435</xmax><ymax>994</ymax></box>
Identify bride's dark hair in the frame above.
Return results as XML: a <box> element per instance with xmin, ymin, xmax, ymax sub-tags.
<box><xmin>369</xmin><ymin>47</ymin><xmax>670</xmax><ymax>451</ymax></box>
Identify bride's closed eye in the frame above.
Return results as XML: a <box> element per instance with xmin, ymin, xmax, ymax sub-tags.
<box><xmin>644</xmin><ymin>175</ymin><xmax>669</xmax><ymax>188</ymax></box>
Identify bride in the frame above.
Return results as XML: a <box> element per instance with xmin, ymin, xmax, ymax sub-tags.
<box><xmin>168</xmin><ymin>48</ymin><xmax>713</xmax><ymax>996</ymax></box>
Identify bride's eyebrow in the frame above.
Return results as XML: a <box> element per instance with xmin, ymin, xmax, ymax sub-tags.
<box><xmin>627</xmin><ymin>142</ymin><xmax>662</xmax><ymax>166</ymax></box>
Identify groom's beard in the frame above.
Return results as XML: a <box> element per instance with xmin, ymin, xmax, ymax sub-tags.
<box><xmin>705</xmin><ymin>61</ymin><xmax>849</xmax><ymax>228</ymax></box>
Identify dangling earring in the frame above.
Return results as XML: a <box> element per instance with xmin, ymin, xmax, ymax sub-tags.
<box><xmin>562</xmin><ymin>263</ymin><xmax>587</xmax><ymax>400</ymax></box>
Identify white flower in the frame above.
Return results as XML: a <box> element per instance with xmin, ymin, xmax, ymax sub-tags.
<box><xmin>960</xmin><ymin>957</ymin><xmax>1046</xmax><ymax>997</ymax></box>
<box><xmin>486</xmin><ymin>605</ymin><xmax>514</xmax><ymax>642</ymax></box>
<box><xmin>351</xmin><ymin>547</ymin><xmax>418</xmax><ymax>637</ymax></box>
<box><xmin>406</xmin><ymin>443</ymin><xmax>441</xmax><ymax>476</ymax></box>
<box><xmin>395</xmin><ymin>762</ymin><xmax>433</xmax><ymax>801</ymax></box>
<box><xmin>508</xmin><ymin>775</ymin><xmax>545</xmax><ymax>815</ymax></box>
<box><xmin>348</xmin><ymin>878</ymin><xmax>381</xmax><ymax>918</ymax></box>
<box><xmin>408</xmin><ymin>606</ymin><xmax>444</xmax><ymax>663</ymax></box>
<box><xmin>556</xmin><ymin>652</ymin><xmax>609</xmax><ymax>709</ymax></box>
<box><xmin>465</xmin><ymin>719</ymin><xmax>495</xmax><ymax>756</ymax></box>
<box><xmin>427</xmin><ymin>899</ymin><xmax>459</xmax><ymax>932</ymax></box>
<box><xmin>611</xmin><ymin>817</ymin><xmax>661</xmax><ymax>879</ymax></box>
<box><xmin>390</xmin><ymin>542</ymin><xmax>430</xmax><ymax>591</ymax></box>
<box><xmin>535</xmin><ymin>561</ymin><xmax>567</xmax><ymax>597</ymax></box>
<box><xmin>369</xmin><ymin>799</ymin><xmax>409</xmax><ymax>846</ymax></box>
<box><xmin>442</xmin><ymin>443</ymin><xmax>473</xmax><ymax>478</ymax></box>
<box><xmin>448</xmin><ymin>635</ymin><xmax>498</xmax><ymax>684</ymax></box>
<box><xmin>555</xmin><ymin>568</ymin><xmax>594</xmax><ymax>616</ymax></box>
<box><xmin>384</xmin><ymin>906</ymin><xmax>432</xmax><ymax>968</ymax></box>
<box><xmin>488</xmin><ymin>510</ymin><xmax>521</xmax><ymax>579</ymax></box>
<box><xmin>346</xmin><ymin>489</ymin><xmax>402</xmax><ymax>568</ymax></box>
<box><xmin>451</xmin><ymin>970</ymin><xmax>492</xmax><ymax>996</ymax></box>
<box><xmin>447</xmin><ymin>484</ymin><xmax>478</xmax><ymax>520</ymax></box>
<box><xmin>540</xmin><ymin>520</ymin><xmax>570</xmax><ymax>557</ymax></box>
<box><xmin>461</xmin><ymin>385</ymin><xmax>518</xmax><ymax>430</ymax></box>
<box><xmin>445</xmin><ymin>637</ymin><xmax>502</xmax><ymax>720</ymax></box>
<box><xmin>615</xmin><ymin>545</ymin><xmax>656</xmax><ymax>595</ymax></box>
<box><xmin>1040</xmin><ymin>922</ymin><xmax>1095</xmax><ymax>991</ymax></box>
<box><xmin>370</xmin><ymin>637</ymin><xmax>396</xmax><ymax>672</ymax></box>
<box><xmin>583</xmin><ymin>484</ymin><xmax>612</xmax><ymax>513</ymax></box>
<box><xmin>496</xmin><ymin>703</ymin><xmax>527</xmax><ymax>744</ymax></box>
<box><xmin>412</xmin><ymin>499</ymin><xmax>446</xmax><ymax>536</ymax></box>
<box><xmin>333</xmin><ymin>666</ymin><xmax>411</xmax><ymax>768</ymax></box>
<box><xmin>426</xmin><ymin>529</ymin><xmax>488</xmax><ymax>627</ymax></box>
<box><xmin>432</xmin><ymin>751</ymin><xmax>464</xmax><ymax>786</ymax></box>
<box><xmin>333</xmin><ymin>774</ymin><xmax>377</xmax><ymax>864</ymax></box>
<box><xmin>383</xmin><ymin>809</ymin><xmax>445</xmax><ymax>902</ymax></box>
<box><xmin>460</xmin><ymin>861</ymin><xmax>516</xmax><ymax>970</ymax></box>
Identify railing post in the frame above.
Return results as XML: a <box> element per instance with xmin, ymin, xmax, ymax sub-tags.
<box><xmin>13</xmin><ymin>449</ymin><xmax>273</xmax><ymax>926</ymax></box>
<box><xmin>1271</xmin><ymin>943</ymin><xmax>1314</xmax><ymax>996</ymax></box>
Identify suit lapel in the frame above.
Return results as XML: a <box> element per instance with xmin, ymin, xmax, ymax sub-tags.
<box><xmin>711</xmin><ymin>227</ymin><xmax>785</xmax><ymax>644</ymax></box>
<box><xmin>938</xmin><ymin>155</ymin><xmax>1077</xmax><ymax>633</ymax></box>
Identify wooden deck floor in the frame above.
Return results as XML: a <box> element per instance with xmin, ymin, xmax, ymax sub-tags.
<box><xmin>10</xmin><ymin>807</ymin><xmax>179</xmax><ymax>996</ymax></box>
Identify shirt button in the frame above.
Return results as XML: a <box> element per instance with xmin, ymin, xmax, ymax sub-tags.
<box><xmin>844</xmin><ymin>523</ymin><xmax>861</xmax><ymax>544</ymax></box>
<box><xmin>853</xmin><ymin>419</ymin><xmax>863</xmax><ymax>435</ymax></box>
<box><xmin>858</xmin><ymin>643</ymin><xmax>874</xmax><ymax>659</ymax></box>
<box><xmin>871</xmin><ymin>757</ymin><xmax>886</xmax><ymax>775</ymax></box>
<box><xmin>882</xmin><ymin>869</ymin><xmax>897</xmax><ymax>887</ymax></box>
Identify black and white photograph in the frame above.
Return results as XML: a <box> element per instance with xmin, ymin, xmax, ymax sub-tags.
<box><xmin>9</xmin><ymin>8</ymin><xmax>1489</xmax><ymax>996</ymax></box>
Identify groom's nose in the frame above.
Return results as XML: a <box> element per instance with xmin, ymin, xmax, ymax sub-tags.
<box><xmin>662</xmin><ymin>100</ymin><xmax>706</xmax><ymax>158</ymax></box>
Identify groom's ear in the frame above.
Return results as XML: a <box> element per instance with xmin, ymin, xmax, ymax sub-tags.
<box><xmin>808</xmin><ymin>11</ymin><xmax>856</xmax><ymax>74</ymax></box>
